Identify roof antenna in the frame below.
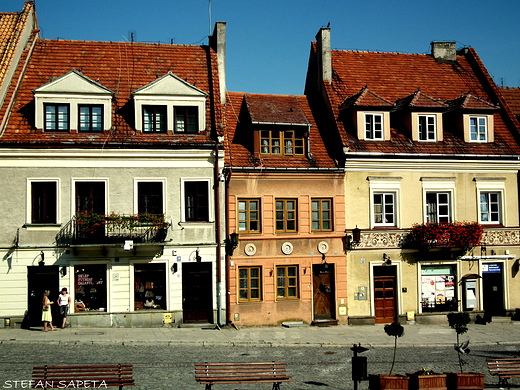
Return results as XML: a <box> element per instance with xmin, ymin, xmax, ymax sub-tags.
<box><xmin>208</xmin><ymin>0</ymin><xmax>212</xmax><ymax>36</ymax></box>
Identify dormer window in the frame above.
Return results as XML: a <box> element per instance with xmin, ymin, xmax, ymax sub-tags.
<box><xmin>174</xmin><ymin>106</ymin><xmax>198</xmax><ymax>133</ymax></box>
<box><xmin>34</xmin><ymin>70</ymin><xmax>113</xmax><ymax>133</ymax></box>
<box><xmin>143</xmin><ymin>105</ymin><xmax>167</xmax><ymax>133</ymax></box>
<box><xmin>470</xmin><ymin>116</ymin><xmax>487</xmax><ymax>141</ymax></box>
<box><xmin>133</xmin><ymin>72</ymin><xmax>207</xmax><ymax>134</ymax></box>
<box><xmin>79</xmin><ymin>105</ymin><xmax>103</xmax><ymax>132</ymax></box>
<box><xmin>364</xmin><ymin>113</ymin><xmax>384</xmax><ymax>140</ymax></box>
<box><xmin>418</xmin><ymin>115</ymin><xmax>436</xmax><ymax>141</ymax></box>
<box><xmin>44</xmin><ymin>104</ymin><xmax>69</xmax><ymax>131</ymax></box>
<box><xmin>260</xmin><ymin>130</ymin><xmax>304</xmax><ymax>156</ymax></box>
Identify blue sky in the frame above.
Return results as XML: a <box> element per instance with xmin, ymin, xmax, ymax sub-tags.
<box><xmin>4</xmin><ymin>0</ymin><xmax>520</xmax><ymax>95</ymax></box>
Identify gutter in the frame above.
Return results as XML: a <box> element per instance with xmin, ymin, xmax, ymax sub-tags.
<box><xmin>344</xmin><ymin>151</ymin><xmax>520</xmax><ymax>160</ymax></box>
<box><xmin>228</xmin><ymin>166</ymin><xmax>344</xmax><ymax>172</ymax></box>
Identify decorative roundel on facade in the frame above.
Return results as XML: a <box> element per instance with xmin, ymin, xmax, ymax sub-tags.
<box><xmin>317</xmin><ymin>241</ymin><xmax>329</xmax><ymax>254</ymax></box>
<box><xmin>281</xmin><ymin>242</ymin><xmax>293</xmax><ymax>255</ymax></box>
<box><xmin>244</xmin><ymin>243</ymin><xmax>257</xmax><ymax>256</ymax></box>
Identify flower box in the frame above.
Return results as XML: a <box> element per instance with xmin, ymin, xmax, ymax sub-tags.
<box><xmin>408</xmin><ymin>372</ymin><xmax>447</xmax><ymax>390</ymax></box>
<box><xmin>369</xmin><ymin>374</ymin><xmax>409</xmax><ymax>390</ymax></box>
<box><xmin>446</xmin><ymin>372</ymin><xmax>484</xmax><ymax>390</ymax></box>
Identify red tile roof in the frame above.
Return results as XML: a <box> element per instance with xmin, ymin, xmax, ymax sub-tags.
<box><xmin>309</xmin><ymin>43</ymin><xmax>520</xmax><ymax>156</ymax></box>
<box><xmin>0</xmin><ymin>2</ymin><xmax>35</xmax><ymax>92</ymax></box>
<box><xmin>225</xmin><ymin>92</ymin><xmax>336</xmax><ymax>169</ymax></box>
<box><xmin>500</xmin><ymin>87</ymin><xmax>520</xmax><ymax>118</ymax></box>
<box><xmin>0</xmin><ymin>38</ymin><xmax>222</xmax><ymax>146</ymax></box>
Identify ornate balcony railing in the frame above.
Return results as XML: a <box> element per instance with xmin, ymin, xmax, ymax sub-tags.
<box><xmin>55</xmin><ymin>213</ymin><xmax>169</xmax><ymax>247</ymax></box>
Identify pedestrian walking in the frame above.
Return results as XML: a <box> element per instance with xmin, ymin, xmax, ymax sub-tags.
<box><xmin>57</xmin><ymin>287</ymin><xmax>71</xmax><ymax>329</ymax></box>
<box><xmin>42</xmin><ymin>290</ymin><xmax>56</xmax><ymax>332</ymax></box>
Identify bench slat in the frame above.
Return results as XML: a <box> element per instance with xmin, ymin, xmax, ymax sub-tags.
<box><xmin>194</xmin><ymin>362</ymin><xmax>291</xmax><ymax>389</ymax></box>
<box><xmin>32</xmin><ymin>365</ymin><xmax>134</xmax><ymax>388</ymax></box>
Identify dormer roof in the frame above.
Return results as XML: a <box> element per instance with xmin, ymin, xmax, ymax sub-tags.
<box><xmin>33</xmin><ymin>69</ymin><xmax>114</xmax><ymax>95</ymax></box>
<box><xmin>340</xmin><ymin>86</ymin><xmax>393</xmax><ymax>110</ymax></box>
<box><xmin>244</xmin><ymin>94</ymin><xmax>310</xmax><ymax>125</ymax></box>
<box><xmin>445</xmin><ymin>93</ymin><xmax>497</xmax><ymax>112</ymax></box>
<box><xmin>132</xmin><ymin>71</ymin><xmax>207</xmax><ymax>97</ymax></box>
<box><xmin>395</xmin><ymin>89</ymin><xmax>446</xmax><ymax>110</ymax></box>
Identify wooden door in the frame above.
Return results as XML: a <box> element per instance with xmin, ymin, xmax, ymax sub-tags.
<box><xmin>374</xmin><ymin>276</ymin><xmax>396</xmax><ymax>324</ymax></box>
<box><xmin>313</xmin><ymin>264</ymin><xmax>335</xmax><ymax>319</ymax></box>
<box><xmin>182</xmin><ymin>262</ymin><xmax>213</xmax><ymax>323</ymax></box>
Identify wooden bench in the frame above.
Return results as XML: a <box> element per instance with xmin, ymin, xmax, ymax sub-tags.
<box><xmin>487</xmin><ymin>358</ymin><xmax>520</xmax><ymax>387</ymax></box>
<box><xmin>195</xmin><ymin>362</ymin><xmax>291</xmax><ymax>390</ymax></box>
<box><xmin>32</xmin><ymin>364</ymin><xmax>134</xmax><ymax>389</ymax></box>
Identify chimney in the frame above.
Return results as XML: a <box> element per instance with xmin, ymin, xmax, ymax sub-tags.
<box><xmin>209</xmin><ymin>22</ymin><xmax>227</xmax><ymax>104</ymax></box>
<box><xmin>431</xmin><ymin>41</ymin><xmax>456</xmax><ymax>63</ymax></box>
<box><xmin>316</xmin><ymin>27</ymin><xmax>332</xmax><ymax>84</ymax></box>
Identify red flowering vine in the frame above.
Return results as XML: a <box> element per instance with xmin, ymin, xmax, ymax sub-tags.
<box><xmin>408</xmin><ymin>221</ymin><xmax>483</xmax><ymax>252</ymax></box>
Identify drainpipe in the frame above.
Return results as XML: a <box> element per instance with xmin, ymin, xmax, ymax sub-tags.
<box><xmin>214</xmin><ymin>137</ymin><xmax>223</xmax><ymax>326</ymax></box>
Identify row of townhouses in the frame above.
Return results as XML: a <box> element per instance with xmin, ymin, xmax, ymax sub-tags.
<box><xmin>1</xmin><ymin>2</ymin><xmax>519</xmax><ymax>328</ymax></box>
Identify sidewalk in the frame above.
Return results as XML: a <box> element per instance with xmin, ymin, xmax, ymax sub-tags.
<box><xmin>1</xmin><ymin>320</ymin><xmax>520</xmax><ymax>347</ymax></box>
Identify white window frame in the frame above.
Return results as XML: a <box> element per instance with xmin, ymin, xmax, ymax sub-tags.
<box><xmin>475</xmin><ymin>178</ymin><xmax>505</xmax><ymax>225</ymax></box>
<box><xmin>470</xmin><ymin>116</ymin><xmax>487</xmax><ymax>142</ymax></box>
<box><xmin>133</xmin><ymin>178</ymin><xmax>166</xmax><ymax>215</ymax></box>
<box><xmin>418</xmin><ymin>114</ymin><xmax>436</xmax><ymax>141</ymax></box>
<box><xmin>26</xmin><ymin>178</ymin><xmax>61</xmax><ymax>226</ymax></box>
<box><xmin>421</xmin><ymin>178</ymin><xmax>456</xmax><ymax>223</ymax></box>
<box><xmin>462</xmin><ymin>114</ymin><xmax>494</xmax><ymax>143</ymax></box>
<box><xmin>368</xmin><ymin>177</ymin><xmax>401</xmax><ymax>228</ymax></box>
<box><xmin>364</xmin><ymin>113</ymin><xmax>384</xmax><ymax>140</ymax></box>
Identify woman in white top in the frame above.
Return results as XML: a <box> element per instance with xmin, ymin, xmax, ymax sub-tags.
<box><xmin>57</xmin><ymin>288</ymin><xmax>71</xmax><ymax>329</ymax></box>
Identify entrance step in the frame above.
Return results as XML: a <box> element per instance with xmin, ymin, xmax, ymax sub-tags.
<box><xmin>311</xmin><ymin>319</ymin><xmax>338</xmax><ymax>327</ymax></box>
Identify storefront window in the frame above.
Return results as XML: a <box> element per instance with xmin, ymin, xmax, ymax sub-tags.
<box><xmin>74</xmin><ymin>264</ymin><xmax>107</xmax><ymax>312</ymax></box>
<box><xmin>421</xmin><ymin>265</ymin><xmax>457</xmax><ymax>312</ymax></box>
<box><xmin>134</xmin><ymin>263</ymin><xmax>166</xmax><ymax>310</ymax></box>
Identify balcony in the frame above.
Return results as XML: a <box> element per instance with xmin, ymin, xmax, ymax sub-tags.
<box><xmin>55</xmin><ymin>213</ymin><xmax>170</xmax><ymax>247</ymax></box>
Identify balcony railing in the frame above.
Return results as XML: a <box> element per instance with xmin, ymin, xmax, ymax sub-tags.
<box><xmin>55</xmin><ymin>213</ymin><xmax>169</xmax><ymax>247</ymax></box>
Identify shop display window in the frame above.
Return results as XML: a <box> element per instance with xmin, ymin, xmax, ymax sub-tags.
<box><xmin>421</xmin><ymin>265</ymin><xmax>457</xmax><ymax>312</ymax></box>
<box><xmin>134</xmin><ymin>263</ymin><xmax>166</xmax><ymax>310</ymax></box>
<box><xmin>74</xmin><ymin>264</ymin><xmax>107</xmax><ymax>312</ymax></box>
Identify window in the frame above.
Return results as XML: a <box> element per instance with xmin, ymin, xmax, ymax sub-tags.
<box><xmin>426</xmin><ymin>192</ymin><xmax>451</xmax><ymax>223</ymax></box>
<box><xmin>31</xmin><ymin>181</ymin><xmax>57</xmax><ymax>224</ymax></box>
<box><xmin>480</xmin><ymin>192</ymin><xmax>501</xmax><ymax>224</ymax></box>
<box><xmin>76</xmin><ymin>182</ymin><xmax>105</xmax><ymax>214</ymax></box>
<box><xmin>260</xmin><ymin>130</ymin><xmax>304</xmax><ymax>156</ymax></box>
<box><xmin>238</xmin><ymin>267</ymin><xmax>261</xmax><ymax>301</ymax></box>
<box><xmin>470</xmin><ymin>116</ymin><xmax>487</xmax><ymax>142</ymax></box>
<box><xmin>138</xmin><ymin>182</ymin><xmax>163</xmax><ymax>215</ymax></box>
<box><xmin>420</xmin><ymin>265</ymin><xmax>457</xmax><ymax>313</ymax></box>
<box><xmin>185</xmin><ymin>181</ymin><xmax>209</xmax><ymax>222</ymax></box>
<box><xmin>276</xmin><ymin>265</ymin><xmax>298</xmax><ymax>299</ymax></box>
<box><xmin>134</xmin><ymin>263</ymin><xmax>167</xmax><ymax>310</ymax></box>
<box><xmin>238</xmin><ymin>199</ymin><xmax>260</xmax><ymax>233</ymax></box>
<box><xmin>44</xmin><ymin>104</ymin><xmax>69</xmax><ymax>131</ymax></box>
<box><xmin>373</xmin><ymin>193</ymin><xmax>395</xmax><ymax>226</ymax></box>
<box><xmin>78</xmin><ymin>105</ymin><xmax>103</xmax><ymax>132</ymax></box>
<box><xmin>365</xmin><ymin>113</ymin><xmax>383</xmax><ymax>140</ymax></box>
<box><xmin>74</xmin><ymin>264</ymin><xmax>107</xmax><ymax>312</ymax></box>
<box><xmin>418</xmin><ymin>115</ymin><xmax>436</xmax><ymax>141</ymax></box>
<box><xmin>174</xmin><ymin>107</ymin><xmax>198</xmax><ymax>133</ymax></box>
<box><xmin>143</xmin><ymin>105</ymin><xmax>166</xmax><ymax>132</ymax></box>
<box><xmin>311</xmin><ymin>198</ymin><xmax>332</xmax><ymax>231</ymax></box>
<box><xmin>275</xmin><ymin>199</ymin><xmax>297</xmax><ymax>232</ymax></box>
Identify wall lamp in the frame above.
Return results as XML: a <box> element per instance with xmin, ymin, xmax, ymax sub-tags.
<box><xmin>383</xmin><ymin>253</ymin><xmax>392</xmax><ymax>265</ymax></box>
<box><xmin>344</xmin><ymin>227</ymin><xmax>361</xmax><ymax>251</ymax></box>
<box><xmin>38</xmin><ymin>251</ymin><xmax>45</xmax><ymax>266</ymax></box>
<box><xmin>225</xmin><ymin>232</ymin><xmax>240</xmax><ymax>256</ymax></box>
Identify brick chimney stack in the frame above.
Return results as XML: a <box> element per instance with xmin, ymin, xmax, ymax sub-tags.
<box><xmin>316</xmin><ymin>27</ymin><xmax>332</xmax><ymax>84</ymax></box>
<box><xmin>431</xmin><ymin>41</ymin><xmax>457</xmax><ymax>63</ymax></box>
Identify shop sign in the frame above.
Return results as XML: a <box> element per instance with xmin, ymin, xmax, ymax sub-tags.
<box><xmin>482</xmin><ymin>263</ymin><xmax>501</xmax><ymax>273</ymax></box>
